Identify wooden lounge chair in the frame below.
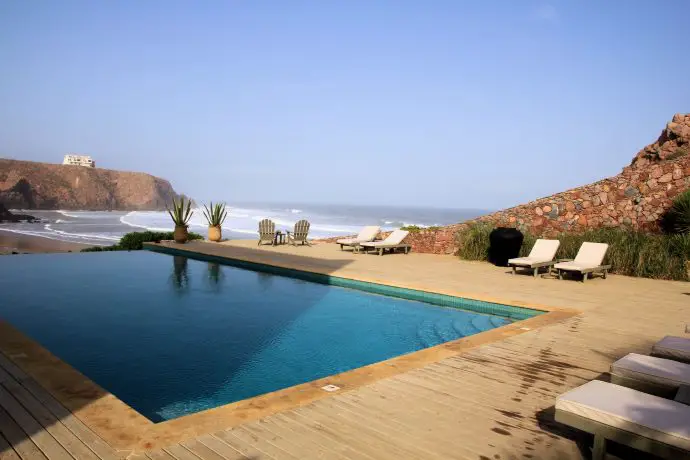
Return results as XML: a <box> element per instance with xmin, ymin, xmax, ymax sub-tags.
<box><xmin>257</xmin><ymin>219</ymin><xmax>276</xmax><ymax>246</ymax></box>
<box><xmin>336</xmin><ymin>226</ymin><xmax>381</xmax><ymax>251</ymax></box>
<box><xmin>555</xmin><ymin>380</ymin><xmax>690</xmax><ymax>460</ymax></box>
<box><xmin>507</xmin><ymin>239</ymin><xmax>561</xmax><ymax>277</ymax></box>
<box><xmin>610</xmin><ymin>353</ymin><xmax>690</xmax><ymax>398</ymax></box>
<box><xmin>554</xmin><ymin>242</ymin><xmax>611</xmax><ymax>282</ymax></box>
<box><xmin>652</xmin><ymin>336</ymin><xmax>690</xmax><ymax>364</ymax></box>
<box><xmin>287</xmin><ymin>219</ymin><xmax>311</xmax><ymax>246</ymax></box>
<box><xmin>360</xmin><ymin>229</ymin><xmax>410</xmax><ymax>256</ymax></box>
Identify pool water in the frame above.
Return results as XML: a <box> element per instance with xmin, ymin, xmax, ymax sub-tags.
<box><xmin>0</xmin><ymin>251</ymin><xmax>515</xmax><ymax>422</ymax></box>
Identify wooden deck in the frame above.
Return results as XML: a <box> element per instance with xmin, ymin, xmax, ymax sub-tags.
<box><xmin>2</xmin><ymin>240</ymin><xmax>689</xmax><ymax>459</ymax></box>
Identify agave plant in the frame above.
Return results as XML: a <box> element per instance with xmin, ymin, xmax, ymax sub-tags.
<box><xmin>202</xmin><ymin>202</ymin><xmax>228</xmax><ymax>227</ymax></box>
<box><xmin>166</xmin><ymin>196</ymin><xmax>193</xmax><ymax>227</ymax></box>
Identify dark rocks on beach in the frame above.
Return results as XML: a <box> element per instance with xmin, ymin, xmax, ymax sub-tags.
<box><xmin>0</xmin><ymin>202</ymin><xmax>37</xmax><ymax>223</ymax></box>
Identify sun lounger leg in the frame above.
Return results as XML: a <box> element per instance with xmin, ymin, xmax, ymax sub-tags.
<box><xmin>603</xmin><ymin>269</ymin><xmax>608</xmax><ymax>279</ymax></box>
<box><xmin>340</xmin><ymin>244</ymin><xmax>343</xmax><ymax>250</ymax></box>
<box><xmin>533</xmin><ymin>267</ymin><xmax>538</xmax><ymax>278</ymax></box>
<box><xmin>592</xmin><ymin>433</ymin><xmax>606</xmax><ymax>460</ymax></box>
<box><xmin>404</xmin><ymin>247</ymin><xmax>409</xmax><ymax>254</ymax></box>
<box><xmin>582</xmin><ymin>273</ymin><xmax>588</xmax><ymax>283</ymax></box>
<box><xmin>511</xmin><ymin>266</ymin><xmax>516</xmax><ymax>275</ymax></box>
<box><xmin>558</xmin><ymin>270</ymin><xmax>563</xmax><ymax>280</ymax></box>
<box><xmin>378</xmin><ymin>248</ymin><xmax>383</xmax><ymax>256</ymax></box>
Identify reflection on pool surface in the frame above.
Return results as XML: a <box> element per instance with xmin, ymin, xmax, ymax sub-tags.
<box><xmin>0</xmin><ymin>251</ymin><xmax>516</xmax><ymax>421</ymax></box>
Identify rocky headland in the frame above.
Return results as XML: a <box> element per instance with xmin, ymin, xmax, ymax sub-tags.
<box><xmin>0</xmin><ymin>159</ymin><xmax>183</xmax><ymax>210</ymax></box>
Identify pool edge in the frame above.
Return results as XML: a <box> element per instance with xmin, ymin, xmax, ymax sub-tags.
<box><xmin>0</xmin><ymin>246</ymin><xmax>580</xmax><ymax>452</ymax></box>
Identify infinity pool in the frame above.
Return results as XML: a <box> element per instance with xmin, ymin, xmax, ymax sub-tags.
<box><xmin>0</xmin><ymin>251</ymin><xmax>534</xmax><ymax>421</ymax></box>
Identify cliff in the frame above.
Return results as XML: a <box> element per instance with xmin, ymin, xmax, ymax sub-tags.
<box><xmin>339</xmin><ymin>114</ymin><xmax>690</xmax><ymax>254</ymax></box>
<box><xmin>0</xmin><ymin>159</ymin><xmax>182</xmax><ymax>210</ymax></box>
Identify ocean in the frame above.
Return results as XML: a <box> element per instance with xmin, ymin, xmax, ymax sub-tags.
<box><xmin>0</xmin><ymin>203</ymin><xmax>489</xmax><ymax>247</ymax></box>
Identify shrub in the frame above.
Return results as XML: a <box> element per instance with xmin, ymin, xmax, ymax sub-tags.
<box><xmin>455</xmin><ymin>222</ymin><xmax>494</xmax><ymax>260</ymax></box>
<box><xmin>81</xmin><ymin>231</ymin><xmax>203</xmax><ymax>252</ymax></box>
<box><xmin>661</xmin><ymin>190</ymin><xmax>690</xmax><ymax>234</ymax></box>
<box><xmin>401</xmin><ymin>225</ymin><xmax>441</xmax><ymax>233</ymax></box>
<box><xmin>455</xmin><ymin>224</ymin><xmax>689</xmax><ymax>280</ymax></box>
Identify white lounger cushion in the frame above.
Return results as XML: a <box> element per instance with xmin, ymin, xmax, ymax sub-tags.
<box><xmin>611</xmin><ymin>353</ymin><xmax>690</xmax><ymax>388</ymax></box>
<box><xmin>336</xmin><ymin>226</ymin><xmax>380</xmax><ymax>245</ymax></box>
<box><xmin>652</xmin><ymin>336</ymin><xmax>690</xmax><ymax>362</ymax></box>
<box><xmin>508</xmin><ymin>239</ymin><xmax>561</xmax><ymax>266</ymax></box>
<box><xmin>556</xmin><ymin>380</ymin><xmax>690</xmax><ymax>451</ymax></box>
<box><xmin>361</xmin><ymin>229</ymin><xmax>409</xmax><ymax>247</ymax></box>
<box><xmin>554</xmin><ymin>242</ymin><xmax>609</xmax><ymax>271</ymax></box>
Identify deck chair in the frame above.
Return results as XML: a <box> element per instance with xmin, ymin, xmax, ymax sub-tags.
<box><xmin>360</xmin><ymin>229</ymin><xmax>410</xmax><ymax>256</ymax></box>
<box><xmin>287</xmin><ymin>219</ymin><xmax>311</xmax><ymax>246</ymax></box>
<box><xmin>610</xmin><ymin>353</ymin><xmax>690</xmax><ymax>398</ymax></box>
<box><xmin>336</xmin><ymin>226</ymin><xmax>381</xmax><ymax>251</ymax></box>
<box><xmin>507</xmin><ymin>239</ymin><xmax>561</xmax><ymax>277</ymax></box>
<box><xmin>555</xmin><ymin>380</ymin><xmax>690</xmax><ymax>460</ymax></box>
<box><xmin>652</xmin><ymin>336</ymin><xmax>690</xmax><ymax>364</ymax></box>
<box><xmin>553</xmin><ymin>242</ymin><xmax>611</xmax><ymax>282</ymax></box>
<box><xmin>257</xmin><ymin>219</ymin><xmax>276</xmax><ymax>246</ymax></box>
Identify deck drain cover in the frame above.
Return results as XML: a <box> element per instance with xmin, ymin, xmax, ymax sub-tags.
<box><xmin>321</xmin><ymin>384</ymin><xmax>340</xmax><ymax>392</ymax></box>
<box><xmin>519</xmin><ymin>327</ymin><xmax>531</xmax><ymax>331</ymax></box>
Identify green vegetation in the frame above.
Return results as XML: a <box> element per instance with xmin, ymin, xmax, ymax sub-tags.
<box><xmin>666</xmin><ymin>145</ymin><xmax>689</xmax><ymax>161</ymax></box>
<box><xmin>166</xmin><ymin>196</ymin><xmax>193</xmax><ymax>227</ymax></box>
<box><xmin>661</xmin><ymin>190</ymin><xmax>690</xmax><ymax>234</ymax></box>
<box><xmin>202</xmin><ymin>202</ymin><xmax>228</xmax><ymax>227</ymax></box>
<box><xmin>401</xmin><ymin>225</ymin><xmax>442</xmax><ymax>233</ymax></box>
<box><xmin>81</xmin><ymin>231</ymin><xmax>203</xmax><ymax>252</ymax></box>
<box><xmin>455</xmin><ymin>224</ymin><xmax>690</xmax><ymax>280</ymax></box>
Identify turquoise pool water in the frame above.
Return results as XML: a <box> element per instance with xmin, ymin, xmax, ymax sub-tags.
<box><xmin>0</xmin><ymin>251</ymin><xmax>534</xmax><ymax>422</ymax></box>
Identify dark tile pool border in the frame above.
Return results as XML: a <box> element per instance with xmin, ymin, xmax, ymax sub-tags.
<box><xmin>145</xmin><ymin>244</ymin><xmax>541</xmax><ymax>321</ymax></box>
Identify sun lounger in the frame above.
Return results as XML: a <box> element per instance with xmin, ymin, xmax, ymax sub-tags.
<box><xmin>287</xmin><ymin>219</ymin><xmax>311</xmax><ymax>246</ymax></box>
<box><xmin>554</xmin><ymin>242</ymin><xmax>611</xmax><ymax>282</ymax></box>
<box><xmin>507</xmin><ymin>239</ymin><xmax>561</xmax><ymax>277</ymax></box>
<box><xmin>652</xmin><ymin>336</ymin><xmax>690</xmax><ymax>364</ymax></box>
<box><xmin>611</xmin><ymin>353</ymin><xmax>690</xmax><ymax>398</ymax></box>
<box><xmin>555</xmin><ymin>380</ymin><xmax>690</xmax><ymax>459</ymax></box>
<box><xmin>360</xmin><ymin>229</ymin><xmax>410</xmax><ymax>255</ymax></box>
<box><xmin>336</xmin><ymin>226</ymin><xmax>381</xmax><ymax>250</ymax></box>
<box><xmin>258</xmin><ymin>219</ymin><xmax>276</xmax><ymax>246</ymax></box>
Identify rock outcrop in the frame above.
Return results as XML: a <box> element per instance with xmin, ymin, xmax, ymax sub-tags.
<box><xmin>0</xmin><ymin>202</ymin><xmax>36</xmax><ymax>222</ymax></box>
<box><xmin>0</xmin><ymin>159</ymin><xmax>182</xmax><ymax>210</ymax></box>
<box><xmin>330</xmin><ymin>114</ymin><xmax>690</xmax><ymax>255</ymax></box>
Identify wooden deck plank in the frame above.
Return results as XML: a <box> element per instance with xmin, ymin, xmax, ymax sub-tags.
<box><xmin>0</xmin><ymin>433</ymin><xmax>21</xmax><ymax>460</ymax></box>
<box><xmin>269</xmin><ymin>412</ymin><xmax>377</xmax><ymax>460</ymax></box>
<box><xmin>161</xmin><ymin>444</ymin><xmax>202</xmax><ymax>460</ymax></box>
<box><xmin>211</xmin><ymin>430</ymin><xmax>277</xmax><ymax>460</ymax></box>
<box><xmin>0</xmin><ymin>354</ymin><xmax>118</xmax><ymax>460</ymax></box>
<box><xmin>145</xmin><ymin>449</ymin><xmax>177</xmax><ymax>460</ymax></box>
<box><xmin>195</xmin><ymin>434</ymin><xmax>247</xmax><ymax>460</ymax></box>
<box><xmin>0</xmin><ymin>407</ymin><xmax>48</xmax><ymax>460</ymax></box>
<box><xmin>0</xmin><ymin>377</ymin><xmax>99</xmax><ymax>460</ymax></box>
<box><xmin>180</xmin><ymin>438</ymin><xmax>234</xmax><ymax>460</ymax></box>
<box><xmin>220</xmin><ymin>426</ymin><xmax>298</xmax><ymax>460</ymax></box>
<box><xmin>0</xmin><ymin>386</ymin><xmax>72</xmax><ymax>460</ymax></box>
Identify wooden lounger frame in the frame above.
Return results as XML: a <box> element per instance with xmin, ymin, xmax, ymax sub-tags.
<box><xmin>361</xmin><ymin>243</ymin><xmax>411</xmax><ymax>256</ymax></box>
<box><xmin>557</xmin><ymin>264</ymin><xmax>612</xmax><ymax>282</ymax></box>
<box><xmin>509</xmin><ymin>260</ymin><xmax>557</xmax><ymax>278</ymax></box>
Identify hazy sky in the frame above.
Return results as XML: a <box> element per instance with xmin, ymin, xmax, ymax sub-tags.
<box><xmin>1</xmin><ymin>1</ymin><xmax>688</xmax><ymax>209</ymax></box>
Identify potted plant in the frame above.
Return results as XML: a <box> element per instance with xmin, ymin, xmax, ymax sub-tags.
<box><xmin>202</xmin><ymin>202</ymin><xmax>228</xmax><ymax>242</ymax></box>
<box><xmin>166</xmin><ymin>196</ymin><xmax>193</xmax><ymax>243</ymax></box>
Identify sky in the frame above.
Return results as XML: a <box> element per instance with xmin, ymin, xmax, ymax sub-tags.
<box><xmin>0</xmin><ymin>1</ymin><xmax>688</xmax><ymax>210</ymax></box>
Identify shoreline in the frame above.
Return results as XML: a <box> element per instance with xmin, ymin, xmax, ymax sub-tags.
<box><xmin>0</xmin><ymin>230</ymin><xmax>90</xmax><ymax>254</ymax></box>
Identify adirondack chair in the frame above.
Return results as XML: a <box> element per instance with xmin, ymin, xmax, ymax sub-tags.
<box><xmin>287</xmin><ymin>219</ymin><xmax>311</xmax><ymax>246</ymax></box>
<box><xmin>257</xmin><ymin>219</ymin><xmax>276</xmax><ymax>246</ymax></box>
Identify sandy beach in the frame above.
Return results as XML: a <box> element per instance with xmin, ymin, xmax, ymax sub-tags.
<box><xmin>0</xmin><ymin>230</ymin><xmax>90</xmax><ymax>254</ymax></box>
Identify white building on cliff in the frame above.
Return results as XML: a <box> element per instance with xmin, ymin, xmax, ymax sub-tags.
<box><xmin>63</xmin><ymin>154</ymin><xmax>95</xmax><ymax>167</ymax></box>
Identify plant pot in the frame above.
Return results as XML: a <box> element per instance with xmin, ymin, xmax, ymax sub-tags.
<box><xmin>173</xmin><ymin>225</ymin><xmax>189</xmax><ymax>244</ymax></box>
<box><xmin>208</xmin><ymin>225</ymin><xmax>222</xmax><ymax>242</ymax></box>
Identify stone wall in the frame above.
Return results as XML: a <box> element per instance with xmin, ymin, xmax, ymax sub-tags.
<box><xmin>320</xmin><ymin>114</ymin><xmax>690</xmax><ymax>255</ymax></box>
